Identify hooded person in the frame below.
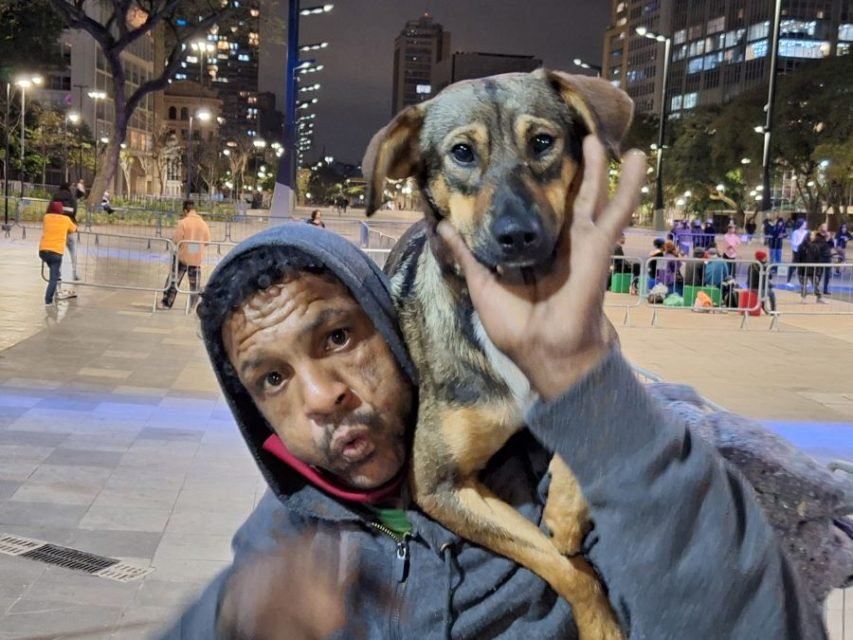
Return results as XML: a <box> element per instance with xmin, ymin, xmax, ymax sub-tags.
<box><xmin>159</xmin><ymin>222</ymin><xmax>821</xmax><ymax>640</ymax></box>
<box><xmin>788</xmin><ymin>220</ymin><xmax>809</xmax><ymax>283</ymax></box>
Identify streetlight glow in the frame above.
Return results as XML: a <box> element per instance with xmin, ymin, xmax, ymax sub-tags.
<box><xmin>195</xmin><ymin>109</ymin><xmax>212</xmax><ymax>122</ymax></box>
<box><xmin>716</xmin><ymin>184</ymin><xmax>725</xmax><ymax>192</ymax></box>
<box><xmin>635</xmin><ymin>27</ymin><xmax>648</xmax><ymax>36</ymax></box>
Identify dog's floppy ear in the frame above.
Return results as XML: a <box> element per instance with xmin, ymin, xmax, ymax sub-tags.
<box><xmin>362</xmin><ymin>106</ymin><xmax>425</xmax><ymax>216</ymax></box>
<box><xmin>537</xmin><ymin>69</ymin><xmax>634</xmax><ymax>158</ymax></box>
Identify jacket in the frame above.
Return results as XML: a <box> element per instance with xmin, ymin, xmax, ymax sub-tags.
<box><xmin>174</xmin><ymin>211</ymin><xmax>211</xmax><ymax>267</ymax></box>
<box><xmin>161</xmin><ymin>224</ymin><xmax>823</xmax><ymax>640</ymax></box>
<box><xmin>703</xmin><ymin>258</ymin><xmax>729</xmax><ymax>286</ymax></box>
<box><xmin>39</xmin><ymin>213</ymin><xmax>77</xmax><ymax>254</ymax></box>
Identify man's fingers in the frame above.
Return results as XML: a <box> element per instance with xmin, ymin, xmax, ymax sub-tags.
<box><xmin>599</xmin><ymin>149</ymin><xmax>646</xmax><ymax>239</ymax></box>
<box><xmin>573</xmin><ymin>136</ymin><xmax>607</xmax><ymax>225</ymax></box>
<box><xmin>436</xmin><ymin>221</ymin><xmax>491</xmax><ymax>285</ymax></box>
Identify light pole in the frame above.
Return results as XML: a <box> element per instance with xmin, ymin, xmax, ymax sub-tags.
<box><xmin>15</xmin><ymin>74</ymin><xmax>43</xmax><ymax>196</ymax></box>
<box><xmin>760</xmin><ymin>0</ymin><xmax>783</xmax><ymax>217</ymax></box>
<box><xmin>64</xmin><ymin>112</ymin><xmax>80</xmax><ymax>183</ymax></box>
<box><xmin>191</xmin><ymin>40</ymin><xmax>215</xmax><ymax>86</ymax></box>
<box><xmin>272</xmin><ymin>1</ymin><xmax>333</xmax><ymax>219</ymax></box>
<box><xmin>572</xmin><ymin>57</ymin><xmax>602</xmax><ymax>77</ymax></box>
<box><xmin>186</xmin><ymin>108</ymin><xmax>212</xmax><ymax>197</ymax></box>
<box><xmin>636</xmin><ymin>27</ymin><xmax>672</xmax><ymax>231</ymax></box>
<box><xmin>88</xmin><ymin>90</ymin><xmax>107</xmax><ymax>184</ymax></box>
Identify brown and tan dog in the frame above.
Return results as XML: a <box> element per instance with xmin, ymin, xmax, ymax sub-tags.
<box><xmin>363</xmin><ymin>69</ymin><xmax>633</xmax><ymax>640</ymax></box>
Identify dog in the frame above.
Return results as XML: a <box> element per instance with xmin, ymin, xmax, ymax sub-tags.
<box><xmin>363</xmin><ymin>69</ymin><xmax>634</xmax><ymax>640</ymax></box>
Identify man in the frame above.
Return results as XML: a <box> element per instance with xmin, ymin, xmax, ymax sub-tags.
<box><xmin>162</xmin><ymin>142</ymin><xmax>821</xmax><ymax>639</ymax></box>
<box><xmin>703</xmin><ymin>247</ymin><xmax>729</xmax><ymax>287</ymax></box>
<box><xmin>813</xmin><ymin>223</ymin><xmax>833</xmax><ymax>296</ymax></box>
<box><xmin>768</xmin><ymin>216</ymin><xmax>787</xmax><ymax>264</ymax></box>
<box><xmin>159</xmin><ymin>200</ymin><xmax>211</xmax><ymax>310</ymax></box>
<box><xmin>101</xmin><ymin>191</ymin><xmax>115</xmax><ymax>215</ymax></box>
<box><xmin>50</xmin><ymin>183</ymin><xmax>81</xmax><ymax>282</ymax></box>
<box><xmin>305</xmin><ymin>209</ymin><xmax>326</xmax><ymax>228</ymax></box>
<box><xmin>749</xmin><ymin>249</ymin><xmax>776</xmax><ymax>314</ymax></box>
<box><xmin>39</xmin><ymin>201</ymin><xmax>77</xmax><ymax>305</ymax></box>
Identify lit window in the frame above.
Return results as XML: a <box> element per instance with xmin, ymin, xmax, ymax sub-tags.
<box><xmin>748</xmin><ymin>21</ymin><xmax>770</xmax><ymax>42</ymax></box>
<box><xmin>746</xmin><ymin>40</ymin><xmax>768</xmax><ymax>60</ymax></box>
<box><xmin>839</xmin><ymin>43</ymin><xmax>850</xmax><ymax>55</ymax></box>
<box><xmin>707</xmin><ymin>16</ymin><xmax>725</xmax><ymax>34</ymax></box>
<box><xmin>684</xmin><ymin>93</ymin><xmax>698</xmax><ymax>110</ymax></box>
<box><xmin>779</xmin><ymin>38</ymin><xmax>830</xmax><ymax>59</ymax></box>
<box><xmin>687</xmin><ymin>58</ymin><xmax>704</xmax><ymax>74</ymax></box>
<box><xmin>671</xmin><ymin>94</ymin><xmax>683</xmax><ymax>110</ymax></box>
<box><xmin>839</xmin><ymin>24</ymin><xmax>853</xmax><ymax>41</ymax></box>
<box><xmin>674</xmin><ymin>29</ymin><xmax>686</xmax><ymax>45</ymax></box>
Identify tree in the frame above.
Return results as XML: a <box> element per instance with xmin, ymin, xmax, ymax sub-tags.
<box><xmin>46</xmin><ymin>0</ymin><xmax>239</xmax><ymax>206</ymax></box>
<box><xmin>0</xmin><ymin>0</ymin><xmax>66</xmax><ymax>79</ymax></box>
<box><xmin>151</xmin><ymin>125</ymin><xmax>180</xmax><ymax>196</ymax></box>
<box><xmin>813</xmin><ymin>141</ymin><xmax>853</xmax><ymax>222</ymax></box>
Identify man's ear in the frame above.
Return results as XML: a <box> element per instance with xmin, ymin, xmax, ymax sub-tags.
<box><xmin>362</xmin><ymin>106</ymin><xmax>425</xmax><ymax>217</ymax></box>
<box><xmin>536</xmin><ymin>68</ymin><xmax>635</xmax><ymax>158</ymax></box>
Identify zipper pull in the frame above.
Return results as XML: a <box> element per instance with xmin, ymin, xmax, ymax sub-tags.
<box><xmin>394</xmin><ymin>538</ymin><xmax>409</xmax><ymax>583</ymax></box>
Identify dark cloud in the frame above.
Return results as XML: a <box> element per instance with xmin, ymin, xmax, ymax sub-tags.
<box><xmin>260</xmin><ymin>0</ymin><xmax>610</xmax><ymax>165</ymax></box>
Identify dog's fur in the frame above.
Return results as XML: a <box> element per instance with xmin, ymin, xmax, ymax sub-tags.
<box><xmin>363</xmin><ymin>69</ymin><xmax>634</xmax><ymax>639</ymax></box>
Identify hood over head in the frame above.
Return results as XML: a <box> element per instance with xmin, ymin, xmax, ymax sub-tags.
<box><xmin>196</xmin><ymin>223</ymin><xmax>417</xmax><ymax>499</ymax></box>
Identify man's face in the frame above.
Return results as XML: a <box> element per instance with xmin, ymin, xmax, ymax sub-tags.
<box><xmin>223</xmin><ymin>274</ymin><xmax>413</xmax><ymax>490</ymax></box>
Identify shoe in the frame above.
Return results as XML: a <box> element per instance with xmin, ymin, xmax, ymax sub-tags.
<box><xmin>817</xmin><ymin>298</ymin><xmax>828</xmax><ymax>304</ymax></box>
<box><xmin>72</xmin><ymin>274</ymin><xmax>81</xmax><ymax>282</ymax></box>
<box><xmin>56</xmin><ymin>289</ymin><xmax>77</xmax><ymax>300</ymax></box>
<box><xmin>823</xmin><ymin>291</ymin><xmax>831</xmax><ymax>296</ymax></box>
<box><xmin>156</xmin><ymin>302</ymin><xmax>171</xmax><ymax>310</ymax></box>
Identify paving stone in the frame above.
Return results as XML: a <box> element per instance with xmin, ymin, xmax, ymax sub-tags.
<box><xmin>43</xmin><ymin>449</ymin><xmax>124</xmax><ymax>468</ymax></box>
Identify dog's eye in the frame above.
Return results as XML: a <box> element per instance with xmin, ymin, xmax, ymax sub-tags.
<box><xmin>450</xmin><ymin>143</ymin><xmax>476</xmax><ymax>165</ymax></box>
<box><xmin>531</xmin><ymin>134</ymin><xmax>555</xmax><ymax>156</ymax></box>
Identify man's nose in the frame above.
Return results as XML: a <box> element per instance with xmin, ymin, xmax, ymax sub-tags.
<box><xmin>299</xmin><ymin>363</ymin><xmax>352</xmax><ymax>418</ymax></box>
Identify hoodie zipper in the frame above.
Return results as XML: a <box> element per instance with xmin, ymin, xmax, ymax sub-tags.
<box><xmin>369</xmin><ymin>521</ymin><xmax>410</xmax><ymax>640</ymax></box>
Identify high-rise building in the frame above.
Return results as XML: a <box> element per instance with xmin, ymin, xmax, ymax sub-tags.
<box><xmin>603</xmin><ymin>0</ymin><xmax>852</xmax><ymax>118</ymax></box>
<box><xmin>432</xmin><ymin>52</ymin><xmax>543</xmax><ymax>93</ymax></box>
<box><xmin>174</xmin><ymin>1</ymin><xmax>262</xmax><ymax>142</ymax></box>
<box><xmin>391</xmin><ymin>14</ymin><xmax>451</xmax><ymax>115</ymax></box>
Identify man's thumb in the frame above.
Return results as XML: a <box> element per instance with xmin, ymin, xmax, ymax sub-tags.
<box><xmin>436</xmin><ymin>221</ymin><xmax>483</xmax><ymax>279</ymax></box>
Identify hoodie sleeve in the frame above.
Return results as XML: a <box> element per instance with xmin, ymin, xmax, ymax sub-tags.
<box><xmin>525</xmin><ymin>349</ymin><xmax>825</xmax><ymax>639</ymax></box>
<box><xmin>156</xmin><ymin>491</ymin><xmax>285</xmax><ymax>639</ymax></box>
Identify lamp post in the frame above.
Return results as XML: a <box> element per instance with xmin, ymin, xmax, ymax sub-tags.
<box><xmin>636</xmin><ymin>27</ymin><xmax>672</xmax><ymax>231</ymax></box>
<box><xmin>272</xmin><ymin>1</ymin><xmax>333</xmax><ymax>220</ymax></box>
<box><xmin>572</xmin><ymin>57</ymin><xmax>603</xmax><ymax>77</ymax></box>
<box><xmin>15</xmin><ymin>74</ymin><xmax>43</xmax><ymax>196</ymax></box>
<box><xmin>88</xmin><ymin>90</ymin><xmax>107</xmax><ymax>183</ymax></box>
<box><xmin>186</xmin><ymin>108</ymin><xmax>212</xmax><ymax>197</ymax></box>
<box><xmin>760</xmin><ymin>0</ymin><xmax>783</xmax><ymax>217</ymax></box>
<box><xmin>252</xmin><ymin>138</ymin><xmax>267</xmax><ymax>193</ymax></box>
<box><xmin>191</xmin><ymin>40</ymin><xmax>215</xmax><ymax>86</ymax></box>
<box><xmin>64</xmin><ymin>112</ymin><xmax>80</xmax><ymax>183</ymax></box>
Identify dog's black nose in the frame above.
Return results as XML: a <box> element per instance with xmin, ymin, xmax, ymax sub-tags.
<box><xmin>491</xmin><ymin>214</ymin><xmax>544</xmax><ymax>264</ymax></box>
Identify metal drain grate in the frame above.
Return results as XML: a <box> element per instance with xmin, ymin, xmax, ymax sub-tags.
<box><xmin>0</xmin><ymin>533</ymin><xmax>153</xmax><ymax>583</ymax></box>
<box><xmin>21</xmin><ymin>544</ymin><xmax>119</xmax><ymax>573</ymax></box>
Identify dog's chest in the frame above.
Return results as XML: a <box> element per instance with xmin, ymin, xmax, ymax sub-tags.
<box><xmin>471</xmin><ymin>311</ymin><xmax>537</xmax><ymax>413</ymax></box>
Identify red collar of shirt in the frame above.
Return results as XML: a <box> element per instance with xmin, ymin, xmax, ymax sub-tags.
<box><xmin>262</xmin><ymin>434</ymin><xmax>406</xmax><ymax>505</ymax></box>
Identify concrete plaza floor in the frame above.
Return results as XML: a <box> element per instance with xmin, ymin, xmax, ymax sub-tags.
<box><xmin>0</xmin><ymin>223</ymin><xmax>851</xmax><ymax>638</ymax></box>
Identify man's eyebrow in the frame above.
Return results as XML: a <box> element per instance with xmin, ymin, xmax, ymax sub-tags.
<box><xmin>240</xmin><ymin>357</ymin><xmax>266</xmax><ymax>378</ymax></box>
<box><xmin>300</xmin><ymin>307</ymin><xmax>351</xmax><ymax>339</ymax></box>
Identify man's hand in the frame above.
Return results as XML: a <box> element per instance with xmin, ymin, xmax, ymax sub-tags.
<box><xmin>218</xmin><ymin>534</ymin><xmax>350</xmax><ymax>640</ymax></box>
<box><xmin>437</xmin><ymin>136</ymin><xmax>646</xmax><ymax>401</ymax></box>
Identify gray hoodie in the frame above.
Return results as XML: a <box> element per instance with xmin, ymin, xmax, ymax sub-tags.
<box><xmin>161</xmin><ymin>223</ymin><xmax>823</xmax><ymax>639</ymax></box>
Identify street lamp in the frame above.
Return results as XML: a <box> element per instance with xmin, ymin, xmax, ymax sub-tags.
<box><xmin>572</xmin><ymin>57</ymin><xmax>602</xmax><ymax>77</ymax></box>
<box><xmin>299</xmin><ymin>42</ymin><xmax>329</xmax><ymax>52</ymax></box>
<box><xmin>186</xmin><ymin>108</ymin><xmax>212</xmax><ymax>197</ymax></box>
<box><xmin>760</xmin><ymin>0</ymin><xmax>783</xmax><ymax>215</ymax></box>
<box><xmin>299</xmin><ymin>83</ymin><xmax>321</xmax><ymax>93</ymax></box>
<box><xmin>300</xmin><ymin>4</ymin><xmax>334</xmax><ymax>15</ymax></box>
<box><xmin>15</xmin><ymin>74</ymin><xmax>43</xmax><ymax>195</ymax></box>
<box><xmin>636</xmin><ymin>27</ymin><xmax>672</xmax><ymax>231</ymax></box>
<box><xmin>190</xmin><ymin>40</ymin><xmax>215</xmax><ymax>85</ymax></box>
<box><xmin>64</xmin><ymin>111</ymin><xmax>81</xmax><ymax>182</ymax></box>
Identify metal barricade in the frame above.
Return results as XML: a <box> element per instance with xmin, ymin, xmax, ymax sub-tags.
<box><xmin>643</xmin><ymin>256</ymin><xmax>766</xmax><ymax>328</ymax></box>
<box><xmin>768</xmin><ymin>262</ymin><xmax>853</xmax><ymax>329</ymax></box>
<box><xmin>171</xmin><ymin>240</ymin><xmax>238</xmax><ymax>312</ymax></box>
<box><xmin>605</xmin><ymin>254</ymin><xmax>643</xmax><ymax>325</ymax></box>
<box><xmin>364</xmin><ymin>248</ymin><xmax>392</xmax><ymax>269</ymax></box>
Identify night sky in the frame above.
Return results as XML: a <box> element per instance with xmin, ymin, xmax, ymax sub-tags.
<box><xmin>259</xmin><ymin>0</ymin><xmax>612</xmax><ymax>166</ymax></box>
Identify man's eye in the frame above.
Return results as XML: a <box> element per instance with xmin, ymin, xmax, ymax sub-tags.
<box><xmin>530</xmin><ymin>134</ymin><xmax>555</xmax><ymax>156</ymax></box>
<box><xmin>327</xmin><ymin>329</ymin><xmax>350</xmax><ymax>349</ymax></box>
<box><xmin>264</xmin><ymin>371</ymin><xmax>284</xmax><ymax>389</ymax></box>
<box><xmin>450</xmin><ymin>143</ymin><xmax>476</xmax><ymax>165</ymax></box>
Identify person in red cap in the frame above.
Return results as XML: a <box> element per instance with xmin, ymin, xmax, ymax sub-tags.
<box><xmin>38</xmin><ymin>200</ymin><xmax>77</xmax><ymax>305</ymax></box>
<box><xmin>748</xmin><ymin>249</ymin><xmax>776</xmax><ymax>313</ymax></box>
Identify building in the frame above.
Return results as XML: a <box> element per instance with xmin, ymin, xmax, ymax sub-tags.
<box><xmin>432</xmin><ymin>51</ymin><xmax>543</xmax><ymax>93</ymax></box>
<box><xmin>256</xmin><ymin>91</ymin><xmax>284</xmax><ymax>143</ymax></box>
<box><xmin>174</xmin><ymin>0</ymin><xmax>263</xmax><ymax>142</ymax></box>
<box><xmin>603</xmin><ymin>0</ymin><xmax>852</xmax><ymax>118</ymax></box>
<box><xmin>391</xmin><ymin>14</ymin><xmax>451</xmax><ymax>115</ymax></box>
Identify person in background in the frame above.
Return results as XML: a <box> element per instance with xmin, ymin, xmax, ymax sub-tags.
<box><xmin>767</xmin><ymin>216</ymin><xmax>787</xmax><ymax>264</ymax></box>
<box><xmin>749</xmin><ymin>250</ymin><xmax>776</xmax><ymax>314</ymax></box>
<box><xmin>159</xmin><ymin>200</ymin><xmax>211</xmax><ymax>310</ymax></box>
<box><xmin>101</xmin><ymin>191</ymin><xmax>115</xmax><ymax>215</ymax></box>
<box><xmin>74</xmin><ymin>179</ymin><xmax>86</xmax><ymax>200</ymax></box>
<box><xmin>38</xmin><ymin>201</ymin><xmax>77</xmax><ymax>305</ymax></box>
<box><xmin>797</xmin><ymin>232</ymin><xmax>824</xmax><ymax>304</ymax></box>
<box><xmin>51</xmin><ymin>183</ymin><xmax>81</xmax><ymax>281</ymax></box>
<box><xmin>662</xmin><ymin>240</ymin><xmax>683</xmax><ymax>295</ymax></box>
<box><xmin>762</xmin><ymin>217</ymin><xmax>773</xmax><ymax>248</ymax></box>
<box><xmin>813</xmin><ymin>223</ymin><xmax>833</xmax><ymax>296</ymax></box>
<box><xmin>722</xmin><ymin>222</ymin><xmax>741</xmax><ymax>279</ymax></box>
<box><xmin>683</xmin><ymin>246</ymin><xmax>707</xmax><ymax>289</ymax></box>
<box><xmin>834</xmin><ymin>223</ymin><xmax>850</xmax><ymax>274</ymax></box>
<box><xmin>305</xmin><ymin>210</ymin><xmax>326</xmax><ymax>228</ymax></box>
<box><xmin>647</xmin><ymin>237</ymin><xmax>666</xmax><ymax>291</ymax></box>
<box><xmin>704</xmin><ymin>247</ymin><xmax>729</xmax><ymax>288</ymax></box>
<box><xmin>745</xmin><ymin>218</ymin><xmax>757</xmax><ymax>244</ymax></box>
<box><xmin>788</xmin><ymin>220</ymin><xmax>809</xmax><ymax>284</ymax></box>
<box><xmin>702</xmin><ymin>218</ymin><xmax>716</xmax><ymax>249</ymax></box>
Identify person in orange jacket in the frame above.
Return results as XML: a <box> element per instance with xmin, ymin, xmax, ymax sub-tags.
<box><xmin>39</xmin><ymin>201</ymin><xmax>77</xmax><ymax>305</ymax></box>
<box><xmin>159</xmin><ymin>200</ymin><xmax>211</xmax><ymax>310</ymax></box>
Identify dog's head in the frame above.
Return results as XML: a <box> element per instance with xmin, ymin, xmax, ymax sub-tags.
<box><xmin>363</xmin><ymin>70</ymin><xmax>634</xmax><ymax>271</ymax></box>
